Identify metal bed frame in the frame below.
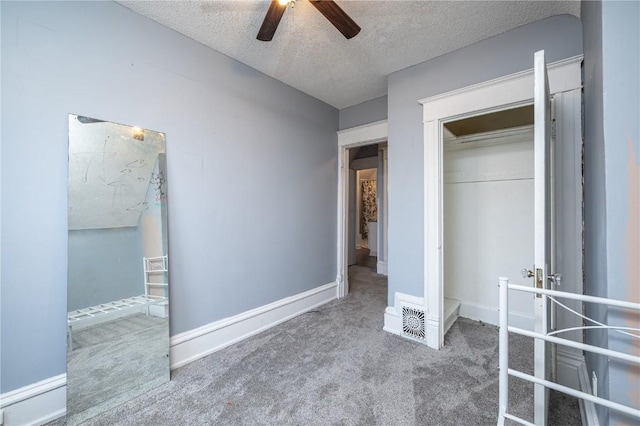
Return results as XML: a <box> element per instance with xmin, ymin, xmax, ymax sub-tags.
<box><xmin>67</xmin><ymin>255</ymin><xmax>168</xmax><ymax>351</ymax></box>
<box><xmin>497</xmin><ymin>277</ymin><xmax>640</xmax><ymax>425</ymax></box>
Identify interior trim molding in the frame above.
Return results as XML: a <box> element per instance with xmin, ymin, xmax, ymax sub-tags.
<box><xmin>458</xmin><ymin>302</ymin><xmax>534</xmax><ymax>331</ymax></box>
<box><xmin>383</xmin><ymin>306</ymin><xmax>402</xmax><ymax>336</ymax></box>
<box><xmin>376</xmin><ymin>260</ymin><xmax>388</xmax><ymax>276</ymax></box>
<box><xmin>420</xmin><ymin>53</ymin><xmax>583</xmax><ymax>350</ymax></box>
<box><xmin>337</xmin><ymin>120</ymin><xmax>388</xmax><ymax>147</ymax></box>
<box><xmin>336</xmin><ymin>119</ymin><xmax>388</xmax><ymax>299</ymax></box>
<box><xmin>170</xmin><ymin>281</ymin><xmax>338</xmax><ymax>369</ymax></box>
<box><xmin>419</xmin><ymin>54</ymin><xmax>583</xmax><ymax>121</ymax></box>
<box><xmin>577</xmin><ymin>361</ymin><xmax>599</xmax><ymax>426</ymax></box>
<box><xmin>0</xmin><ymin>374</ymin><xmax>66</xmax><ymax>426</ymax></box>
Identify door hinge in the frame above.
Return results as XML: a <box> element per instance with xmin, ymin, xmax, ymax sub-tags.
<box><xmin>551</xmin><ymin>97</ymin><xmax>557</xmax><ymax>141</ymax></box>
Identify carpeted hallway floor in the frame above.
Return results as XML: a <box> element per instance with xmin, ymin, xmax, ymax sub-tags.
<box><xmin>51</xmin><ymin>264</ymin><xmax>580</xmax><ymax>425</ymax></box>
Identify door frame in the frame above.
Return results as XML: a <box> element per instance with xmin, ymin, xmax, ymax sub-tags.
<box><xmin>336</xmin><ymin>120</ymin><xmax>388</xmax><ymax>298</ymax></box>
<box><xmin>418</xmin><ymin>55</ymin><xmax>582</xmax><ymax>350</ymax></box>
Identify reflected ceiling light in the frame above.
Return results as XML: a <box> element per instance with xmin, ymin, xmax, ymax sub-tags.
<box><xmin>132</xmin><ymin>127</ymin><xmax>145</xmax><ymax>141</ymax></box>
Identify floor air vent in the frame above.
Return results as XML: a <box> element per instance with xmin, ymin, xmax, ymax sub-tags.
<box><xmin>402</xmin><ymin>306</ymin><xmax>425</xmax><ymax>339</ymax></box>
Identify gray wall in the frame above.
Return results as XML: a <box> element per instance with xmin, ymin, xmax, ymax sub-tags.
<box><xmin>67</xmin><ymin>228</ymin><xmax>144</xmax><ymax>312</ymax></box>
<box><xmin>386</xmin><ymin>14</ymin><xmax>583</xmax><ymax>304</ymax></box>
<box><xmin>581</xmin><ymin>1</ymin><xmax>610</xmax><ymax>422</ymax></box>
<box><xmin>339</xmin><ymin>96</ymin><xmax>388</xmax><ymax>130</ymax></box>
<box><xmin>1</xmin><ymin>1</ymin><xmax>338</xmax><ymax>393</ymax></box>
<box><xmin>601</xmin><ymin>3</ymin><xmax>640</xmax><ymax>422</ymax></box>
<box><xmin>582</xmin><ymin>1</ymin><xmax>640</xmax><ymax>423</ymax></box>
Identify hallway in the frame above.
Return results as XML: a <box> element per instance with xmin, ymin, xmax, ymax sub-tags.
<box><xmin>355</xmin><ymin>247</ymin><xmax>376</xmax><ymax>270</ymax></box>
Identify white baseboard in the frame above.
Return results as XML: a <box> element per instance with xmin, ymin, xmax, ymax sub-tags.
<box><xmin>426</xmin><ymin>314</ymin><xmax>440</xmax><ymax>348</ymax></box>
<box><xmin>578</xmin><ymin>361</ymin><xmax>599</xmax><ymax>426</ymax></box>
<box><xmin>0</xmin><ymin>374</ymin><xmax>66</xmax><ymax>426</ymax></box>
<box><xmin>170</xmin><ymin>281</ymin><xmax>338</xmax><ymax>369</ymax></box>
<box><xmin>443</xmin><ymin>298</ymin><xmax>461</xmax><ymax>336</ymax></box>
<box><xmin>458</xmin><ymin>301</ymin><xmax>534</xmax><ymax>331</ymax></box>
<box><xmin>376</xmin><ymin>260</ymin><xmax>388</xmax><ymax>276</ymax></box>
<box><xmin>0</xmin><ymin>283</ymin><xmax>337</xmax><ymax>424</ymax></box>
<box><xmin>383</xmin><ymin>306</ymin><xmax>402</xmax><ymax>335</ymax></box>
<box><xmin>385</xmin><ymin>298</ymin><xmax>534</xmax><ymax>348</ymax></box>
<box><xmin>149</xmin><ymin>301</ymin><xmax>169</xmax><ymax>318</ymax></box>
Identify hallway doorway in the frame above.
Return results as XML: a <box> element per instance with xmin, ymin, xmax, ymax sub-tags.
<box><xmin>337</xmin><ymin>120</ymin><xmax>388</xmax><ymax>298</ymax></box>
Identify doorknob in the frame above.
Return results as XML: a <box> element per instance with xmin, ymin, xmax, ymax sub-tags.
<box><xmin>521</xmin><ymin>268</ymin><xmax>534</xmax><ymax>278</ymax></box>
<box><xmin>547</xmin><ymin>273</ymin><xmax>562</xmax><ymax>287</ymax></box>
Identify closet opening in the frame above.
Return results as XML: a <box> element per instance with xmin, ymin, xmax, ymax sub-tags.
<box><xmin>441</xmin><ymin>105</ymin><xmax>536</xmax><ymax>335</ymax></box>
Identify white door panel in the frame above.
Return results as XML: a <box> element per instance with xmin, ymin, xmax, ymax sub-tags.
<box><xmin>533</xmin><ymin>49</ymin><xmax>552</xmax><ymax>426</ymax></box>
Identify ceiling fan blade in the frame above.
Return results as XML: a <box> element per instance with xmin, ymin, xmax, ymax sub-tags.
<box><xmin>77</xmin><ymin>116</ymin><xmax>105</xmax><ymax>124</ymax></box>
<box><xmin>257</xmin><ymin>0</ymin><xmax>287</xmax><ymax>41</ymax></box>
<box><xmin>309</xmin><ymin>0</ymin><xmax>360</xmax><ymax>39</ymax></box>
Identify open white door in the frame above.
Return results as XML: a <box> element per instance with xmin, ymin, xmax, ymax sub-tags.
<box><xmin>533</xmin><ymin>49</ymin><xmax>553</xmax><ymax>426</ymax></box>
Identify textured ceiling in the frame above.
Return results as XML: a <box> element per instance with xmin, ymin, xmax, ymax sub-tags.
<box><xmin>118</xmin><ymin>1</ymin><xmax>580</xmax><ymax>109</ymax></box>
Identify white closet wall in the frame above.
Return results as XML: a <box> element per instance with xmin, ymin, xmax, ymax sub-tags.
<box><xmin>443</xmin><ymin>130</ymin><xmax>535</xmax><ymax>328</ymax></box>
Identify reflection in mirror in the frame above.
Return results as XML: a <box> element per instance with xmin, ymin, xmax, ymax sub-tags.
<box><xmin>67</xmin><ymin>114</ymin><xmax>169</xmax><ymax>424</ymax></box>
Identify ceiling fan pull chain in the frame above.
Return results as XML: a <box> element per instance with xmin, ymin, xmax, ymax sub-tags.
<box><xmin>290</xmin><ymin>1</ymin><xmax>295</xmax><ymax>25</ymax></box>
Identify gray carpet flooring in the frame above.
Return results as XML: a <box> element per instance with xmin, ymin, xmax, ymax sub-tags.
<box><xmin>52</xmin><ymin>265</ymin><xmax>580</xmax><ymax>425</ymax></box>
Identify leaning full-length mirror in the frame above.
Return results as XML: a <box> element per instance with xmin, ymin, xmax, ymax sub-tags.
<box><xmin>67</xmin><ymin>114</ymin><xmax>169</xmax><ymax>424</ymax></box>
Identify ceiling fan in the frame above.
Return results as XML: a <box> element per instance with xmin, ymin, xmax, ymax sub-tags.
<box><xmin>257</xmin><ymin>0</ymin><xmax>361</xmax><ymax>42</ymax></box>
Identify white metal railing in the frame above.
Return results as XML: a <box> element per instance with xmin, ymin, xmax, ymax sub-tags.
<box><xmin>497</xmin><ymin>277</ymin><xmax>640</xmax><ymax>425</ymax></box>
